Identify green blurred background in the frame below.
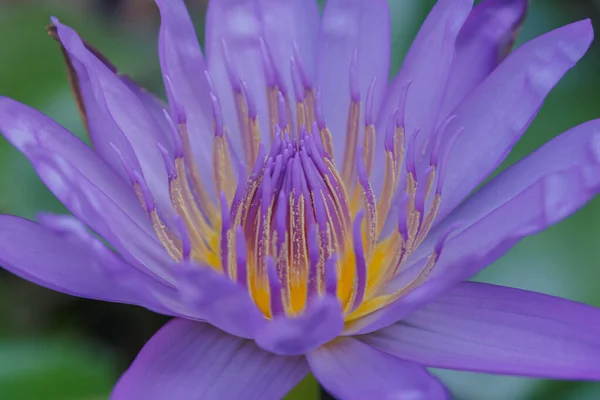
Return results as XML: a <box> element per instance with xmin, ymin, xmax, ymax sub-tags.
<box><xmin>0</xmin><ymin>0</ymin><xmax>600</xmax><ymax>399</ymax></box>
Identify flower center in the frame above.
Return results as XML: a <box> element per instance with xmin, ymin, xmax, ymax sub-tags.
<box><xmin>119</xmin><ymin>44</ymin><xmax>456</xmax><ymax>322</ymax></box>
<box><xmin>233</xmin><ymin>129</ymin><xmax>352</xmax><ymax>315</ymax></box>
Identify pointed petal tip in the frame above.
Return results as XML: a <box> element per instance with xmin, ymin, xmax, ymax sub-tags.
<box><xmin>581</xmin><ymin>17</ymin><xmax>594</xmax><ymax>41</ymax></box>
<box><xmin>561</xmin><ymin>18</ymin><xmax>594</xmax><ymax>57</ymax></box>
<box><xmin>154</xmin><ymin>0</ymin><xmax>179</xmax><ymax>13</ymax></box>
<box><xmin>46</xmin><ymin>18</ymin><xmax>59</xmax><ymax>38</ymax></box>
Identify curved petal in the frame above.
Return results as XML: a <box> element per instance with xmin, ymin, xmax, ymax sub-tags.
<box><xmin>422</xmin><ymin>121</ymin><xmax>600</xmax><ymax>268</ymax></box>
<box><xmin>122</xmin><ymin>77</ymin><xmax>174</xmax><ymax>153</ymax></box>
<box><xmin>255</xmin><ymin>295</ymin><xmax>344</xmax><ymax>355</ymax></box>
<box><xmin>112</xmin><ymin>319</ymin><xmax>308</xmax><ymax>400</ymax></box>
<box><xmin>31</xmin><ymin>213</ymin><xmax>192</xmax><ymax>317</ymax></box>
<box><xmin>438</xmin><ymin>19</ymin><xmax>594</xmax><ymax>220</ymax></box>
<box><xmin>47</xmin><ymin>23</ymin><xmax>145</xmax><ymax>184</ymax></box>
<box><xmin>258</xmin><ymin>0</ymin><xmax>320</xmax><ymax>93</ymax></box>
<box><xmin>0</xmin><ymin>97</ymin><xmax>154</xmax><ymax>237</ymax></box>
<box><xmin>205</xmin><ymin>0</ymin><xmax>270</xmax><ymax>155</ymax></box>
<box><xmin>167</xmin><ymin>262</ymin><xmax>266</xmax><ymax>339</ymax></box>
<box><xmin>373</xmin><ymin>0</ymin><xmax>473</xmax><ymax>189</ymax></box>
<box><xmin>316</xmin><ymin>0</ymin><xmax>390</xmax><ymax>161</ymax></box>
<box><xmin>364</xmin><ymin>282</ymin><xmax>600</xmax><ymax>380</ymax></box>
<box><xmin>0</xmin><ymin>215</ymin><xmax>150</xmax><ymax>305</ymax></box>
<box><xmin>206</xmin><ymin>0</ymin><xmax>320</xmax><ymax>157</ymax></box>
<box><xmin>348</xmin><ymin>118</ymin><xmax>600</xmax><ymax>334</ymax></box>
<box><xmin>16</xmin><ymin>213</ymin><xmax>263</xmax><ymax>327</ymax></box>
<box><xmin>53</xmin><ymin>19</ymin><xmax>175</xmax><ymax>220</ymax></box>
<box><xmin>439</xmin><ymin>0</ymin><xmax>528</xmax><ymax>118</ymax></box>
<box><xmin>27</xmin><ymin>148</ymin><xmax>173</xmax><ymax>284</ymax></box>
<box><xmin>156</xmin><ymin>0</ymin><xmax>213</xmax><ymax>173</ymax></box>
<box><xmin>307</xmin><ymin>337</ymin><xmax>449</xmax><ymax>400</ymax></box>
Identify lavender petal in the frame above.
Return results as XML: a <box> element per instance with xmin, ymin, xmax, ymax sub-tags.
<box><xmin>53</xmin><ymin>19</ymin><xmax>176</xmax><ymax>221</ymax></box>
<box><xmin>0</xmin><ymin>215</ymin><xmax>155</xmax><ymax>306</ymax></box>
<box><xmin>307</xmin><ymin>337</ymin><xmax>449</xmax><ymax>400</ymax></box>
<box><xmin>254</xmin><ymin>295</ymin><xmax>343</xmax><ymax>356</ymax></box>
<box><xmin>373</xmin><ymin>0</ymin><xmax>473</xmax><ymax>191</ymax></box>
<box><xmin>258</xmin><ymin>0</ymin><xmax>320</xmax><ymax>95</ymax></box>
<box><xmin>316</xmin><ymin>0</ymin><xmax>390</xmax><ymax>162</ymax></box>
<box><xmin>156</xmin><ymin>0</ymin><xmax>214</xmax><ymax>174</ymax></box>
<box><xmin>0</xmin><ymin>97</ymin><xmax>159</xmax><ymax>247</ymax></box>
<box><xmin>439</xmin><ymin>0</ymin><xmax>528</xmax><ymax>118</ymax></box>
<box><xmin>111</xmin><ymin>319</ymin><xmax>308</xmax><ymax>400</ymax></box>
<box><xmin>168</xmin><ymin>262</ymin><xmax>266</xmax><ymax>339</ymax></box>
<box><xmin>205</xmin><ymin>0</ymin><xmax>270</xmax><ymax>152</ymax></box>
<box><xmin>438</xmin><ymin>19</ymin><xmax>594</xmax><ymax>221</ymax></box>
<box><xmin>364</xmin><ymin>282</ymin><xmax>600</xmax><ymax>380</ymax></box>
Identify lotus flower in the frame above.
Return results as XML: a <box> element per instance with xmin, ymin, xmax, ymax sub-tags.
<box><xmin>1</xmin><ymin>0</ymin><xmax>600</xmax><ymax>398</ymax></box>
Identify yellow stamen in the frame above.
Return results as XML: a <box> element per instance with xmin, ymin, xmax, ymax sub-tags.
<box><xmin>394</xmin><ymin>125</ymin><xmax>405</xmax><ymax>176</ymax></box>
<box><xmin>212</xmin><ymin>134</ymin><xmax>236</xmax><ymax>202</ymax></box>
<box><xmin>320</xmin><ymin>126</ymin><xmax>335</xmax><ymax>159</ymax></box>
<box><xmin>363</xmin><ymin>123</ymin><xmax>376</xmax><ymax>177</ymax></box>
<box><xmin>267</xmin><ymin>87</ymin><xmax>280</xmax><ymax>143</ymax></box>
<box><xmin>296</xmin><ymin>101</ymin><xmax>307</xmax><ymax>134</ymax></box>
<box><xmin>376</xmin><ymin>151</ymin><xmax>397</xmax><ymax>238</ymax></box>
<box><xmin>341</xmin><ymin>100</ymin><xmax>361</xmax><ymax>188</ymax></box>
<box><xmin>170</xmin><ymin>158</ymin><xmax>219</xmax><ymax>267</ymax></box>
<box><xmin>151</xmin><ymin>209</ymin><xmax>182</xmax><ymax>261</ymax></box>
<box><xmin>133</xmin><ymin>183</ymin><xmax>148</xmax><ymax>215</ymax></box>
<box><xmin>305</xmin><ymin>89</ymin><xmax>316</xmax><ymax>131</ymax></box>
<box><xmin>178</xmin><ymin>124</ymin><xmax>218</xmax><ymax>226</ymax></box>
<box><xmin>289</xmin><ymin>192</ymin><xmax>308</xmax><ymax>313</ymax></box>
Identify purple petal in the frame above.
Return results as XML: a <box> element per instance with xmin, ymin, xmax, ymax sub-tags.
<box><xmin>348</xmin><ymin>118</ymin><xmax>600</xmax><ymax>334</ymax></box>
<box><xmin>2</xmin><ymin>126</ymin><xmax>257</xmax><ymax>327</ymax></box>
<box><xmin>168</xmin><ymin>262</ymin><xmax>266</xmax><ymax>339</ymax></box>
<box><xmin>26</xmin><ymin>147</ymin><xmax>174</xmax><ymax>284</ymax></box>
<box><xmin>258</xmin><ymin>0</ymin><xmax>320</xmax><ymax>94</ymax></box>
<box><xmin>156</xmin><ymin>0</ymin><xmax>214</xmax><ymax>173</ymax></box>
<box><xmin>438</xmin><ymin>19</ymin><xmax>594</xmax><ymax>220</ymax></box>
<box><xmin>48</xmin><ymin>24</ymin><xmax>146</xmax><ymax>184</ymax></box>
<box><xmin>316</xmin><ymin>0</ymin><xmax>390</xmax><ymax>161</ymax></box>
<box><xmin>34</xmin><ymin>213</ymin><xmax>184</xmax><ymax>316</ymax></box>
<box><xmin>10</xmin><ymin>212</ymin><xmax>263</xmax><ymax>328</ymax></box>
<box><xmin>112</xmin><ymin>319</ymin><xmax>308</xmax><ymax>400</ymax></box>
<box><xmin>122</xmin><ymin>76</ymin><xmax>175</xmax><ymax>154</ymax></box>
<box><xmin>53</xmin><ymin>20</ymin><xmax>175</xmax><ymax>220</ymax></box>
<box><xmin>254</xmin><ymin>295</ymin><xmax>344</xmax><ymax>356</ymax></box>
<box><xmin>364</xmin><ymin>282</ymin><xmax>600</xmax><ymax>380</ymax></box>
<box><xmin>439</xmin><ymin>0</ymin><xmax>528</xmax><ymax>118</ymax></box>
<box><xmin>373</xmin><ymin>0</ymin><xmax>472</xmax><ymax>189</ymax></box>
<box><xmin>0</xmin><ymin>215</ymin><xmax>149</xmax><ymax>305</ymax></box>
<box><xmin>205</xmin><ymin>0</ymin><xmax>269</xmax><ymax>153</ymax></box>
<box><xmin>0</xmin><ymin>97</ymin><xmax>155</xmax><ymax>240</ymax></box>
<box><xmin>307</xmin><ymin>337</ymin><xmax>449</xmax><ymax>400</ymax></box>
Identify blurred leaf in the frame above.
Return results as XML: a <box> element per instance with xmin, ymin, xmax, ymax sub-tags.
<box><xmin>0</xmin><ymin>337</ymin><xmax>115</xmax><ymax>400</ymax></box>
<box><xmin>435</xmin><ymin>369</ymin><xmax>543</xmax><ymax>400</ymax></box>
<box><xmin>525</xmin><ymin>380</ymin><xmax>600</xmax><ymax>400</ymax></box>
<box><xmin>285</xmin><ymin>374</ymin><xmax>319</xmax><ymax>400</ymax></box>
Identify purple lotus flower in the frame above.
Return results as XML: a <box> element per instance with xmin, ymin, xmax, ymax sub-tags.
<box><xmin>1</xmin><ymin>0</ymin><xmax>600</xmax><ymax>398</ymax></box>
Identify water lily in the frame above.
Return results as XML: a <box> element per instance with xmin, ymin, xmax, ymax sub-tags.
<box><xmin>1</xmin><ymin>0</ymin><xmax>600</xmax><ymax>398</ymax></box>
